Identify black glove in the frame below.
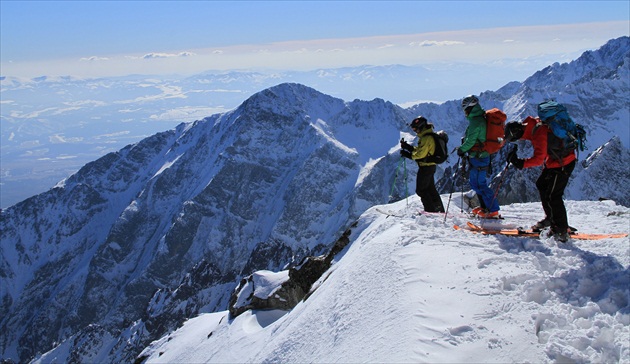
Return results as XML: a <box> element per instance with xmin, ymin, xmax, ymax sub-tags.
<box><xmin>457</xmin><ymin>147</ymin><xmax>466</xmax><ymax>157</ymax></box>
<box><xmin>400</xmin><ymin>149</ymin><xmax>412</xmax><ymax>159</ymax></box>
<box><xmin>400</xmin><ymin>139</ymin><xmax>414</xmax><ymax>152</ymax></box>
<box><xmin>509</xmin><ymin>152</ymin><xmax>525</xmax><ymax>169</ymax></box>
<box><xmin>507</xmin><ymin>147</ymin><xmax>517</xmax><ymax>163</ymax></box>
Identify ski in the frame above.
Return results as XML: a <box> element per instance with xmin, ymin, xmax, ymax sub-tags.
<box><xmin>457</xmin><ymin>222</ymin><xmax>628</xmax><ymax>241</ymax></box>
<box><xmin>472</xmin><ymin>214</ymin><xmax>505</xmax><ymax>220</ymax></box>
<box><xmin>417</xmin><ymin>210</ymin><xmax>466</xmax><ymax>219</ymax></box>
<box><xmin>467</xmin><ymin>220</ymin><xmax>519</xmax><ymax>230</ymax></box>
<box><xmin>375</xmin><ymin>208</ymin><xmax>404</xmax><ymax>218</ymax></box>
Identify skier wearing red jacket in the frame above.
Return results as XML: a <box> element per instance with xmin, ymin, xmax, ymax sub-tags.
<box><xmin>504</xmin><ymin>116</ymin><xmax>576</xmax><ymax>242</ymax></box>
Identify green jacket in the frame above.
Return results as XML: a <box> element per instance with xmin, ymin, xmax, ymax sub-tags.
<box><xmin>460</xmin><ymin>104</ymin><xmax>489</xmax><ymax>158</ymax></box>
<box><xmin>411</xmin><ymin>124</ymin><xmax>437</xmax><ymax>166</ymax></box>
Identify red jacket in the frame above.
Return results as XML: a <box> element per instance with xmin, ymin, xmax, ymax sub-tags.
<box><xmin>520</xmin><ymin>116</ymin><xmax>576</xmax><ymax>169</ymax></box>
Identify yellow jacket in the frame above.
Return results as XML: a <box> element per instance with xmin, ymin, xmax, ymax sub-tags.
<box><xmin>411</xmin><ymin>124</ymin><xmax>437</xmax><ymax>167</ymax></box>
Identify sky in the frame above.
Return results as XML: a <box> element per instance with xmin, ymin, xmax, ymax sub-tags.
<box><xmin>1</xmin><ymin>1</ymin><xmax>629</xmax><ymax>78</ymax></box>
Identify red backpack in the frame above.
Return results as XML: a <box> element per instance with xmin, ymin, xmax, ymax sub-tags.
<box><xmin>482</xmin><ymin>108</ymin><xmax>507</xmax><ymax>154</ymax></box>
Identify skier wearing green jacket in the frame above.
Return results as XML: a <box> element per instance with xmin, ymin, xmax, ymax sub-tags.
<box><xmin>400</xmin><ymin>116</ymin><xmax>445</xmax><ymax>213</ymax></box>
<box><xmin>456</xmin><ymin>95</ymin><xmax>500</xmax><ymax>218</ymax></box>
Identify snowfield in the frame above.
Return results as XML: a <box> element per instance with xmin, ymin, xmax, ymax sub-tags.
<box><xmin>139</xmin><ymin>196</ymin><xmax>630</xmax><ymax>363</ymax></box>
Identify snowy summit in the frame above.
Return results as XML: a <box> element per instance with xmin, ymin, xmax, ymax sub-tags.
<box><xmin>137</xmin><ymin>197</ymin><xmax>630</xmax><ymax>363</ymax></box>
<box><xmin>3</xmin><ymin>37</ymin><xmax>629</xmax><ymax>364</ymax></box>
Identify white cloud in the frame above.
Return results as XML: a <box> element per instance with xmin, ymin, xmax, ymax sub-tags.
<box><xmin>95</xmin><ymin>131</ymin><xmax>131</xmax><ymax>139</ymax></box>
<box><xmin>143</xmin><ymin>53</ymin><xmax>172</xmax><ymax>59</ymax></box>
<box><xmin>142</xmin><ymin>52</ymin><xmax>196</xmax><ymax>59</ymax></box>
<box><xmin>1</xmin><ymin>21</ymin><xmax>627</xmax><ymax>78</ymax></box>
<box><xmin>63</xmin><ymin>100</ymin><xmax>107</xmax><ymax>107</ymax></box>
<box><xmin>409</xmin><ymin>40</ymin><xmax>465</xmax><ymax>47</ymax></box>
<box><xmin>49</xmin><ymin>134</ymin><xmax>83</xmax><ymax>143</ymax></box>
<box><xmin>80</xmin><ymin>56</ymin><xmax>110</xmax><ymax>62</ymax></box>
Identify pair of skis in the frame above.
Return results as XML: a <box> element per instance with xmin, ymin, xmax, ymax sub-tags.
<box><xmin>375</xmin><ymin>208</ymin><xmax>628</xmax><ymax>241</ymax></box>
<box><xmin>455</xmin><ymin>222</ymin><xmax>628</xmax><ymax>241</ymax></box>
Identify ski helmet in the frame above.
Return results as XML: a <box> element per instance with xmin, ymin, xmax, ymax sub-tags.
<box><xmin>504</xmin><ymin>122</ymin><xmax>525</xmax><ymax>142</ymax></box>
<box><xmin>410</xmin><ymin>116</ymin><xmax>427</xmax><ymax>130</ymax></box>
<box><xmin>461</xmin><ymin>95</ymin><xmax>479</xmax><ymax>110</ymax></box>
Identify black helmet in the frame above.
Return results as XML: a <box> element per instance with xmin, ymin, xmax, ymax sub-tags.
<box><xmin>410</xmin><ymin>116</ymin><xmax>427</xmax><ymax>130</ymax></box>
<box><xmin>504</xmin><ymin>122</ymin><xmax>525</xmax><ymax>142</ymax></box>
<box><xmin>461</xmin><ymin>95</ymin><xmax>479</xmax><ymax>110</ymax></box>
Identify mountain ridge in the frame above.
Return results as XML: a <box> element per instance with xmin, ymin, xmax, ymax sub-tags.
<box><xmin>1</xmin><ymin>36</ymin><xmax>629</xmax><ymax>363</ymax></box>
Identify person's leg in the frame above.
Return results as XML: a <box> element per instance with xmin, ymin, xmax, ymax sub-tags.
<box><xmin>429</xmin><ymin>178</ymin><xmax>445</xmax><ymax>213</ymax></box>
<box><xmin>416</xmin><ymin>166</ymin><xmax>437</xmax><ymax>212</ymax></box>
<box><xmin>421</xmin><ymin>165</ymin><xmax>444</xmax><ymax>212</ymax></box>
<box><xmin>469</xmin><ymin>157</ymin><xmax>499</xmax><ymax>213</ymax></box>
<box><xmin>546</xmin><ymin>161</ymin><xmax>576</xmax><ymax>232</ymax></box>
<box><xmin>468</xmin><ymin>160</ymin><xmax>482</xmax><ymax>205</ymax></box>
<box><xmin>535</xmin><ymin>169</ymin><xmax>553</xmax><ymax>226</ymax></box>
<box><xmin>416</xmin><ymin>165</ymin><xmax>444</xmax><ymax>212</ymax></box>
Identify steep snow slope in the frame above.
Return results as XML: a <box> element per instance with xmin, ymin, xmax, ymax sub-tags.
<box><xmin>2</xmin><ymin>37</ymin><xmax>630</xmax><ymax>363</ymax></box>
<box><xmin>0</xmin><ymin>83</ymin><xmax>411</xmax><ymax>363</ymax></box>
<box><xmin>136</xmin><ymin>197</ymin><xmax>630</xmax><ymax>364</ymax></box>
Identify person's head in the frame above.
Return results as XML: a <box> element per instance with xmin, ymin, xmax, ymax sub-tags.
<box><xmin>504</xmin><ymin>122</ymin><xmax>525</xmax><ymax>142</ymax></box>
<box><xmin>461</xmin><ymin>95</ymin><xmax>479</xmax><ymax>116</ymax></box>
<box><xmin>410</xmin><ymin>116</ymin><xmax>428</xmax><ymax>132</ymax></box>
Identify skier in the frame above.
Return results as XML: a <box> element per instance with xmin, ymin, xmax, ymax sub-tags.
<box><xmin>504</xmin><ymin>117</ymin><xmax>576</xmax><ymax>242</ymax></box>
<box><xmin>400</xmin><ymin>116</ymin><xmax>445</xmax><ymax>213</ymax></box>
<box><xmin>456</xmin><ymin>95</ymin><xmax>500</xmax><ymax>218</ymax></box>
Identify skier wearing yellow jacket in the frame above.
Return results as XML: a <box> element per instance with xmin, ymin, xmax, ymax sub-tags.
<box><xmin>400</xmin><ymin>116</ymin><xmax>445</xmax><ymax>213</ymax></box>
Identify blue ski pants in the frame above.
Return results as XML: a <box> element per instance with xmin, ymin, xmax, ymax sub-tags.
<box><xmin>468</xmin><ymin>156</ymin><xmax>500</xmax><ymax>213</ymax></box>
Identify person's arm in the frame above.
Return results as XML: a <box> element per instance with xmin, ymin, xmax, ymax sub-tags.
<box><xmin>523</xmin><ymin>121</ymin><xmax>547</xmax><ymax>168</ymax></box>
<box><xmin>412</xmin><ymin>134</ymin><xmax>434</xmax><ymax>160</ymax></box>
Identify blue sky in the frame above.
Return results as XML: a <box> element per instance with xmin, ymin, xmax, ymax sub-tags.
<box><xmin>1</xmin><ymin>1</ymin><xmax>629</xmax><ymax>77</ymax></box>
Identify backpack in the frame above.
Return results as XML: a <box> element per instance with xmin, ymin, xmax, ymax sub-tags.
<box><xmin>422</xmin><ymin>130</ymin><xmax>449</xmax><ymax>164</ymax></box>
<box><xmin>537</xmin><ymin>101</ymin><xmax>587</xmax><ymax>153</ymax></box>
<box><xmin>482</xmin><ymin>108</ymin><xmax>507</xmax><ymax>154</ymax></box>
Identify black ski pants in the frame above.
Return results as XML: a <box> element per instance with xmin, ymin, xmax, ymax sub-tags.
<box><xmin>416</xmin><ymin>165</ymin><xmax>445</xmax><ymax>212</ymax></box>
<box><xmin>536</xmin><ymin>160</ymin><xmax>576</xmax><ymax>232</ymax></box>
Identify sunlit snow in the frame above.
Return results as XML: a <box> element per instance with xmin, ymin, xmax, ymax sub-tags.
<box><xmin>139</xmin><ymin>196</ymin><xmax>630</xmax><ymax>364</ymax></box>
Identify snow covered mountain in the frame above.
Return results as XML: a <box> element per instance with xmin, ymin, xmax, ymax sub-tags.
<box><xmin>409</xmin><ymin>36</ymin><xmax>630</xmax><ymax>206</ymax></box>
<box><xmin>133</xmin><ymin>198</ymin><xmax>630</xmax><ymax>364</ymax></box>
<box><xmin>0</xmin><ymin>50</ymin><xmax>597</xmax><ymax>208</ymax></box>
<box><xmin>1</xmin><ymin>37</ymin><xmax>629</xmax><ymax>363</ymax></box>
<box><xmin>0</xmin><ymin>62</ymin><xmax>515</xmax><ymax>209</ymax></box>
<box><xmin>1</xmin><ymin>83</ymin><xmax>411</xmax><ymax>363</ymax></box>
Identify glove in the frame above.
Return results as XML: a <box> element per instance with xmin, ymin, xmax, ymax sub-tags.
<box><xmin>506</xmin><ymin>147</ymin><xmax>517</xmax><ymax>163</ymax></box>
<box><xmin>509</xmin><ymin>152</ymin><xmax>525</xmax><ymax>169</ymax></box>
<box><xmin>457</xmin><ymin>147</ymin><xmax>466</xmax><ymax>157</ymax></box>
<box><xmin>400</xmin><ymin>139</ymin><xmax>414</xmax><ymax>152</ymax></box>
<box><xmin>400</xmin><ymin>149</ymin><xmax>412</xmax><ymax>159</ymax></box>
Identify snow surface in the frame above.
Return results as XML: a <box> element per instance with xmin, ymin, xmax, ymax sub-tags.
<box><xmin>140</xmin><ymin>196</ymin><xmax>630</xmax><ymax>363</ymax></box>
<box><xmin>235</xmin><ymin>270</ymin><xmax>290</xmax><ymax>308</ymax></box>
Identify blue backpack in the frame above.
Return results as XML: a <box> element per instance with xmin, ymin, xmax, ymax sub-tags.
<box><xmin>537</xmin><ymin>101</ymin><xmax>587</xmax><ymax>153</ymax></box>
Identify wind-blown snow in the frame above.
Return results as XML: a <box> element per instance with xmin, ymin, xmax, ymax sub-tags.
<box><xmin>139</xmin><ymin>197</ymin><xmax>630</xmax><ymax>363</ymax></box>
<box><xmin>234</xmin><ymin>270</ymin><xmax>290</xmax><ymax>308</ymax></box>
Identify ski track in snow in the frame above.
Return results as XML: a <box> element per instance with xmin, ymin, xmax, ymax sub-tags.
<box><xmin>141</xmin><ymin>196</ymin><xmax>630</xmax><ymax>364</ymax></box>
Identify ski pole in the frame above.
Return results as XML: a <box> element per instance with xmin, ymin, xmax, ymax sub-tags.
<box><xmin>403</xmin><ymin>157</ymin><xmax>409</xmax><ymax>207</ymax></box>
<box><xmin>491</xmin><ymin>145</ymin><xmax>515</xmax><ymax>206</ymax></box>
<box><xmin>459</xmin><ymin>156</ymin><xmax>466</xmax><ymax>213</ymax></box>
<box><xmin>389</xmin><ymin>157</ymin><xmax>403</xmax><ymax>199</ymax></box>
<box><xmin>491</xmin><ymin>162</ymin><xmax>510</xmax><ymax>205</ymax></box>
<box><xmin>443</xmin><ymin>155</ymin><xmax>461</xmax><ymax>223</ymax></box>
